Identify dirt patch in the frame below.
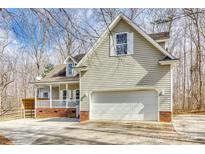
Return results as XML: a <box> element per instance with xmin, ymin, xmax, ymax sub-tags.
<box><xmin>174</xmin><ymin>111</ymin><xmax>205</xmax><ymax>115</ymax></box>
<box><xmin>0</xmin><ymin>134</ymin><xmax>13</xmax><ymax>145</ymax></box>
<box><xmin>87</xmin><ymin>121</ymin><xmax>174</xmax><ymax>131</ymax></box>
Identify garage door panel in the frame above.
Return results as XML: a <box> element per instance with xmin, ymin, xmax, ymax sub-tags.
<box><xmin>92</xmin><ymin>113</ymin><xmax>144</xmax><ymax>120</ymax></box>
<box><xmin>91</xmin><ymin>90</ymin><xmax>158</xmax><ymax>121</ymax></box>
<box><xmin>92</xmin><ymin>103</ymin><xmax>144</xmax><ymax>114</ymax></box>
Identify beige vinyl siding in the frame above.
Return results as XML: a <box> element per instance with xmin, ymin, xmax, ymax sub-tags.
<box><xmin>59</xmin><ymin>83</ymin><xmax>79</xmax><ymax>99</ymax></box>
<box><xmin>67</xmin><ymin>83</ymin><xmax>79</xmax><ymax>90</ymax></box>
<box><xmin>52</xmin><ymin>87</ymin><xmax>59</xmax><ymax>99</ymax></box>
<box><xmin>80</xmin><ymin>19</ymin><xmax>171</xmax><ymax>112</ymax></box>
<box><xmin>60</xmin><ymin>83</ymin><xmax>79</xmax><ymax>90</ymax></box>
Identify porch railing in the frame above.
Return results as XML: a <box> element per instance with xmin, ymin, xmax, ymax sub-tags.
<box><xmin>36</xmin><ymin>99</ymin><xmax>79</xmax><ymax>108</ymax></box>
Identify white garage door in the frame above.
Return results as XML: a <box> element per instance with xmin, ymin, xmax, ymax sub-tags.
<box><xmin>91</xmin><ymin>90</ymin><xmax>158</xmax><ymax>121</ymax></box>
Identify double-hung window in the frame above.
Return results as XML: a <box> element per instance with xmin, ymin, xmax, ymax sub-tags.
<box><xmin>116</xmin><ymin>33</ymin><xmax>128</xmax><ymax>55</ymax></box>
<box><xmin>76</xmin><ymin>90</ymin><xmax>80</xmax><ymax>100</ymax></box>
<box><xmin>42</xmin><ymin>92</ymin><xmax>49</xmax><ymax>98</ymax></box>
<box><xmin>110</xmin><ymin>32</ymin><xmax>133</xmax><ymax>56</ymax></box>
<box><xmin>66</xmin><ymin>63</ymin><xmax>73</xmax><ymax>76</ymax></box>
<box><xmin>62</xmin><ymin>90</ymin><xmax>67</xmax><ymax>100</ymax></box>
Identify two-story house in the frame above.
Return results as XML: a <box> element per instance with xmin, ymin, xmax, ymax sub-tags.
<box><xmin>33</xmin><ymin>14</ymin><xmax>178</xmax><ymax>122</ymax></box>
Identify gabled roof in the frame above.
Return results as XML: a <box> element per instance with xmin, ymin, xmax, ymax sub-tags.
<box><xmin>73</xmin><ymin>53</ymin><xmax>86</xmax><ymax>63</ymax></box>
<box><xmin>64</xmin><ymin>53</ymin><xmax>86</xmax><ymax>64</ymax></box>
<box><xmin>33</xmin><ymin>64</ymin><xmax>78</xmax><ymax>84</ymax></box>
<box><xmin>35</xmin><ymin>54</ymin><xmax>85</xmax><ymax>84</ymax></box>
<box><xmin>64</xmin><ymin>55</ymin><xmax>78</xmax><ymax>64</ymax></box>
<box><xmin>43</xmin><ymin>64</ymin><xmax>66</xmax><ymax>79</ymax></box>
<box><xmin>77</xmin><ymin>14</ymin><xmax>176</xmax><ymax>67</ymax></box>
<box><xmin>32</xmin><ymin>53</ymin><xmax>85</xmax><ymax>84</ymax></box>
<box><xmin>34</xmin><ymin>64</ymin><xmax>78</xmax><ymax>84</ymax></box>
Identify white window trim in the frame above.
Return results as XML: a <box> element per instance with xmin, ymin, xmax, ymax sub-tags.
<box><xmin>115</xmin><ymin>32</ymin><xmax>129</xmax><ymax>36</ymax></box>
<box><xmin>111</xmin><ymin>32</ymin><xmax>133</xmax><ymax>57</ymax></box>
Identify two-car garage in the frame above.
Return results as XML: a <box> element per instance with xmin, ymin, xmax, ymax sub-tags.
<box><xmin>90</xmin><ymin>90</ymin><xmax>158</xmax><ymax>121</ymax></box>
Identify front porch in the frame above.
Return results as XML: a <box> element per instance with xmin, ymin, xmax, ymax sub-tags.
<box><xmin>36</xmin><ymin>99</ymin><xmax>79</xmax><ymax>108</ymax></box>
<box><xmin>35</xmin><ymin>82</ymin><xmax>80</xmax><ymax>118</ymax></box>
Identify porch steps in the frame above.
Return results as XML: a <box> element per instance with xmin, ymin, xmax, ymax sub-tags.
<box><xmin>24</xmin><ymin>109</ymin><xmax>35</xmax><ymax>118</ymax></box>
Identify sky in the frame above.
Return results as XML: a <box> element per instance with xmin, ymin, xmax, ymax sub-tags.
<box><xmin>1</xmin><ymin>9</ymin><xmax>106</xmax><ymax>65</ymax></box>
<box><xmin>4</xmin><ymin>9</ymin><xmax>101</xmax><ymax>49</ymax></box>
<box><xmin>1</xmin><ymin>8</ymin><xmax>158</xmax><ymax>65</ymax></box>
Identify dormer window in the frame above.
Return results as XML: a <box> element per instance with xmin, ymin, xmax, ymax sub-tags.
<box><xmin>66</xmin><ymin>63</ymin><xmax>73</xmax><ymax>76</ymax></box>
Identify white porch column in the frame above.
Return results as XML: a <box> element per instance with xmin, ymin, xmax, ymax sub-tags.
<box><xmin>34</xmin><ymin>86</ymin><xmax>37</xmax><ymax>118</ymax></box>
<box><xmin>66</xmin><ymin>84</ymin><xmax>68</xmax><ymax>108</ymax></box>
<box><xmin>50</xmin><ymin>85</ymin><xmax>52</xmax><ymax>108</ymax></box>
<box><xmin>59</xmin><ymin>84</ymin><xmax>60</xmax><ymax>100</ymax></box>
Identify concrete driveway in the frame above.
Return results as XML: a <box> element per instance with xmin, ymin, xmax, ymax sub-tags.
<box><xmin>0</xmin><ymin>118</ymin><xmax>79</xmax><ymax>144</ymax></box>
<box><xmin>0</xmin><ymin>115</ymin><xmax>205</xmax><ymax>145</ymax></box>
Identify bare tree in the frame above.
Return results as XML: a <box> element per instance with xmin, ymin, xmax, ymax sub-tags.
<box><xmin>2</xmin><ymin>8</ymin><xmax>205</xmax><ymax>116</ymax></box>
<box><xmin>0</xmin><ymin>30</ymin><xmax>15</xmax><ymax>115</ymax></box>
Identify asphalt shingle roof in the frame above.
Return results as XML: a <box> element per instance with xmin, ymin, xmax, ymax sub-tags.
<box><xmin>149</xmin><ymin>32</ymin><xmax>170</xmax><ymax>41</ymax></box>
<box><xmin>34</xmin><ymin>54</ymin><xmax>85</xmax><ymax>84</ymax></box>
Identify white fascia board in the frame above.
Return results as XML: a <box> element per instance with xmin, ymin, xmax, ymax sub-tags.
<box><xmin>159</xmin><ymin>60</ymin><xmax>179</xmax><ymax>65</ymax></box>
<box><xmin>34</xmin><ymin>81</ymin><xmax>79</xmax><ymax>85</ymax></box>
<box><xmin>64</xmin><ymin>55</ymin><xmax>78</xmax><ymax>64</ymax></box>
<box><xmin>156</xmin><ymin>39</ymin><xmax>169</xmax><ymax>43</ymax></box>
<box><xmin>90</xmin><ymin>86</ymin><xmax>160</xmax><ymax>93</ymax></box>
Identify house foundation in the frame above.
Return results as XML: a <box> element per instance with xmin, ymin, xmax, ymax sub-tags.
<box><xmin>80</xmin><ymin>111</ymin><xmax>89</xmax><ymax>122</ymax></box>
<box><xmin>160</xmin><ymin>111</ymin><xmax>172</xmax><ymax>122</ymax></box>
<box><xmin>79</xmin><ymin>111</ymin><xmax>172</xmax><ymax>122</ymax></box>
<box><xmin>36</xmin><ymin>108</ymin><xmax>76</xmax><ymax>118</ymax></box>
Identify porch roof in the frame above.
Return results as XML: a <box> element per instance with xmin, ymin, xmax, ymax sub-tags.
<box><xmin>31</xmin><ymin>64</ymin><xmax>79</xmax><ymax>85</ymax></box>
<box><xmin>31</xmin><ymin>53</ymin><xmax>85</xmax><ymax>85</ymax></box>
<box><xmin>32</xmin><ymin>76</ymin><xmax>79</xmax><ymax>85</ymax></box>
